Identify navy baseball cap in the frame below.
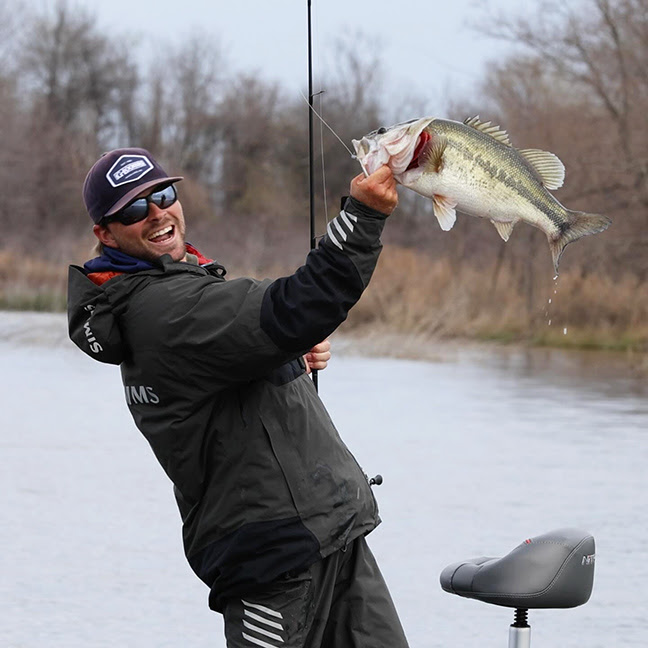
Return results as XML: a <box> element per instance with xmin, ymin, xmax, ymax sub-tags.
<box><xmin>83</xmin><ymin>148</ymin><xmax>183</xmax><ymax>224</ymax></box>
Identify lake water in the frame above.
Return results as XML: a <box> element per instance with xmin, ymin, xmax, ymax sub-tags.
<box><xmin>1</xmin><ymin>312</ymin><xmax>646</xmax><ymax>647</ymax></box>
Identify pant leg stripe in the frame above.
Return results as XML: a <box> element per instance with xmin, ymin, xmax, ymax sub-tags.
<box><xmin>243</xmin><ymin>620</ymin><xmax>284</xmax><ymax>643</ymax></box>
<box><xmin>244</xmin><ymin>610</ymin><xmax>283</xmax><ymax>630</ymax></box>
<box><xmin>242</xmin><ymin>600</ymin><xmax>283</xmax><ymax>619</ymax></box>
<box><xmin>243</xmin><ymin>632</ymin><xmax>278</xmax><ymax>648</ymax></box>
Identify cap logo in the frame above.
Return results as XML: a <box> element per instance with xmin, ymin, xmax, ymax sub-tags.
<box><xmin>106</xmin><ymin>154</ymin><xmax>154</xmax><ymax>187</ymax></box>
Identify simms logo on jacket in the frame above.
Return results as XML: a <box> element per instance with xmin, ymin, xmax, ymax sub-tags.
<box><xmin>83</xmin><ymin>304</ymin><xmax>103</xmax><ymax>354</ymax></box>
<box><xmin>124</xmin><ymin>385</ymin><xmax>160</xmax><ymax>406</ymax></box>
<box><xmin>106</xmin><ymin>155</ymin><xmax>154</xmax><ymax>187</ymax></box>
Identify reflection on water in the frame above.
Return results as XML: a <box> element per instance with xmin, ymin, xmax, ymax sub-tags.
<box><xmin>476</xmin><ymin>345</ymin><xmax>648</xmax><ymax>399</ymax></box>
<box><xmin>325</xmin><ymin>341</ymin><xmax>648</xmax><ymax>648</ymax></box>
<box><xmin>1</xmin><ymin>313</ymin><xmax>647</xmax><ymax>647</ymax></box>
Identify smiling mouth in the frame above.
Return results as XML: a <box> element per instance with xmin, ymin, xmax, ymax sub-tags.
<box><xmin>148</xmin><ymin>225</ymin><xmax>175</xmax><ymax>244</ymax></box>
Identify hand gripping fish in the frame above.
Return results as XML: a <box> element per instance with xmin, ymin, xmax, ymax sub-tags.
<box><xmin>352</xmin><ymin>116</ymin><xmax>611</xmax><ymax>273</ymax></box>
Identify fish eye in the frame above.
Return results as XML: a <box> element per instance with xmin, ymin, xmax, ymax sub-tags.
<box><xmin>377</xmin><ymin>127</ymin><xmax>387</xmax><ymax>134</ymax></box>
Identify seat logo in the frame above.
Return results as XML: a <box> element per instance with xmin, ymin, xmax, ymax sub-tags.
<box><xmin>106</xmin><ymin>155</ymin><xmax>154</xmax><ymax>187</ymax></box>
<box><xmin>581</xmin><ymin>554</ymin><xmax>595</xmax><ymax>566</ymax></box>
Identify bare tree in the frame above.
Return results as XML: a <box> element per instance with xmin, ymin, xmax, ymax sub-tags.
<box><xmin>19</xmin><ymin>1</ymin><xmax>138</xmax><ymax>149</ymax></box>
<box><xmin>0</xmin><ymin>1</ymin><xmax>27</xmax><ymax>70</ymax></box>
<box><xmin>476</xmin><ymin>0</ymin><xmax>648</xmax><ymax>194</ymax></box>
<box><xmin>155</xmin><ymin>34</ymin><xmax>226</xmax><ymax>181</ymax></box>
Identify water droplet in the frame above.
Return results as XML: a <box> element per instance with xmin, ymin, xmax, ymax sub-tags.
<box><xmin>563</xmin><ymin>327</ymin><xmax>567</xmax><ymax>335</ymax></box>
<box><xmin>548</xmin><ymin>298</ymin><xmax>552</xmax><ymax>304</ymax></box>
<box><xmin>548</xmin><ymin>319</ymin><xmax>552</xmax><ymax>326</ymax></box>
<box><xmin>553</xmin><ymin>275</ymin><xmax>559</xmax><ymax>281</ymax></box>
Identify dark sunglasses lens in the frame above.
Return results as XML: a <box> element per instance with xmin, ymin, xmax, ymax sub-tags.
<box><xmin>152</xmin><ymin>185</ymin><xmax>177</xmax><ymax>208</ymax></box>
<box><xmin>119</xmin><ymin>199</ymin><xmax>149</xmax><ymax>224</ymax></box>
<box><xmin>111</xmin><ymin>184</ymin><xmax>177</xmax><ymax>225</ymax></box>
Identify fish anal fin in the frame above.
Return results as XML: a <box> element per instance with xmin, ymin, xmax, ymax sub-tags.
<box><xmin>464</xmin><ymin>115</ymin><xmax>511</xmax><ymax>146</ymax></box>
<box><xmin>519</xmin><ymin>149</ymin><xmax>565</xmax><ymax>190</ymax></box>
<box><xmin>433</xmin><ymin>195</ymin><xmax>457</xmax><ymax>231</ymax></box>
<box><xmin>490</xmin><ymin>219</ymin><xmax>517</xmax><ymax>242</ymax></box>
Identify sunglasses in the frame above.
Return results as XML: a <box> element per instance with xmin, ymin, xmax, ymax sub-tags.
<box><xmin>103</xmin><ymin>184</ymin><xmax>178</xmax><ymax>226</ymax></box>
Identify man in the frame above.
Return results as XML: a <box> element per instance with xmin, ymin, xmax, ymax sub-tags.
<box><xmin>68</xmin><ymin>148</ymin><xmax>408</xmax><ymax>647</ymax></box>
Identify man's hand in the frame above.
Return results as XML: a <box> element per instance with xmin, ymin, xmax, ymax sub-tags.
<box><xmin>304</xmin><ymin>339</ymin><xmax>331</xmax><ymax>374</ymax></box>
<box><xmin>350</xmin><ymin>165</ymin><xmax>398</xmax><ymax>215</ymax></box>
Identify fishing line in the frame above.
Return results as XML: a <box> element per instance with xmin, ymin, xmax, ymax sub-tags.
<box><xmin>299</xmin><ymin>91</ymin><xmax>369</xmax><ymax>177</ymax></box>
<box><xmin>318</xmin><ymin>92</ymin><xmax>329</xmax><ymax>227</ymax></box>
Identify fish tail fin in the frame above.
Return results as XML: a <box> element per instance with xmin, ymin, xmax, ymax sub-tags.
<box><xmin>549</xmin><ymin>210</ymin><xmax>612</xmax><ymax>274</ymax></box>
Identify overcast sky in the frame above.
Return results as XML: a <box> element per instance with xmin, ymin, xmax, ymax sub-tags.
<box><xmin>35</xmin><ymin>0</ymin><xmax>536</xmax><ymax>116</ymax></box>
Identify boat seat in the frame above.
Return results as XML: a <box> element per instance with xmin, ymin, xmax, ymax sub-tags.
<box><xmin>439</xmin><ymin>528</ymin><xmax>595</xmax><ymax>609</ymax></box>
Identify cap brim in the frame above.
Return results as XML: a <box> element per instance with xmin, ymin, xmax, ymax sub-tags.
<box><xmin>105</xmin><ymin>176</ymin><xmax>184</xmax><ymax>217</ymax></box>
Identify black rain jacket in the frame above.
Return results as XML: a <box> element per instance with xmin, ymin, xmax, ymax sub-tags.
<box><xmin>67</xmin><ymin>197</ymin><xmax>386</xmax><ymax>610</ymax></box>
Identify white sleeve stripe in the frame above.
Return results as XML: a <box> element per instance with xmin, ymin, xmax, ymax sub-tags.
<box><xmin>244</xmin><ymin>610</ymin><xmax>283</xmax><ymax>630</ymax></box>
<box><xmin>326</xmin><ymin>222</ymin><xmax>344</xmax><ymax>249</ymax></box>
<box><xmin>242</xmin><ymin>600</ymin><xmax>283</xmax><ymax>619</ymax></box>
<box><xmin>339</xmin><ymin>210</ymin><xmax>355</xmax><ymax>232</ymax></box>
<box><xmin>332</xmin><ymin>217</ymin><xmax>348</xmax><ymax>240</ymax></box>
<box><xmin>243</xmin><ymin>620</ymin><xmax>284</xmax><ymax>642</ymax></box>
<box><xmin>243</xmin><ymin>632</ymin><xmax>277</xmax><ymax>648</ymax></box>
<box><xmin>341</xmin><ymin>209</ymin><xmax>358</xmax><ymax>223</ymax></box>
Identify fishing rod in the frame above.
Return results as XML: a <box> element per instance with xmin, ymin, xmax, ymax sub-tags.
<box><xmin>307</xmin><ymin>0</ymin><xmax>319</xmax><ymax>391</ymax></box>
<box><xmin>305</xmin><ymin>1</ymin><xmax>368</xmax><ymax>392</ymax></box>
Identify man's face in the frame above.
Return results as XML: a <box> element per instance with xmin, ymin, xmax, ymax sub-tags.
<box><xmin>93</xmin><ymin>186</ymin><xmax>187</xmax><ymax>262</ymax></box>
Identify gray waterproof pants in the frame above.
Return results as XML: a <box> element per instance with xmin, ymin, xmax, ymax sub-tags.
<box><xmin>222</xmin><ymin>536</ymin><xmax>409</xmax><ymax>648</ymax></box>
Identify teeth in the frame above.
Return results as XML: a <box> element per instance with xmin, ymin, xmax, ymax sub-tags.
<box><xmin>149</xmin><ymin>225</ymin><xmax>173</xmax><ymax>241</ymax></box>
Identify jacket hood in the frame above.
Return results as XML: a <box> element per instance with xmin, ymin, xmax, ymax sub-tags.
<box><xmin>68</xmin><ymin>244</ymin><xmax>223</xmax><ymax>366</ymax></box>
<box><xmin>67</xmin><ymin>265</ymin><xmax>127</xmax><ymax>365</ymax></box>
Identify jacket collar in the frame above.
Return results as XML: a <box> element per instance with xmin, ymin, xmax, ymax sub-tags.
<box><xmin>84</xmin><ymin>243</ymin><xmax>220</xmax><ymax>286</ymax></box>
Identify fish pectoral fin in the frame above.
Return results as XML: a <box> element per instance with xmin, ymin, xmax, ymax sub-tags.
<box><xmin>428</xmin><ymin>134</ymin><xmax>447</xmax><ymax>173</ymax></box>
<box><xmin>432</xmin><ymin>195</ymin><xmax>457</xmax><ymax>231</ymax></box>
<box><xmin>518</xmin><ymin>149</ymin><xmax>565</xmax><ymax>190</ymax></box>
<box><xmin>464</xmin><ymin>115</ymin><xmax>511</xmax><ymax>146</ymax></box>
<box><xmin>490</xmin><ymin>219</ymin><xmax>517</xmax><ymax>242</ymax></box>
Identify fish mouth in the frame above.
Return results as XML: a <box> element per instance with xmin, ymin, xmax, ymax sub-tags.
<box><xmin>405</xmin><ymin>131</ymin><xmax>431</xmax><ymax>171</ymax></box>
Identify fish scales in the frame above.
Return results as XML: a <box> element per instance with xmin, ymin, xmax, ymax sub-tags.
<box><xmin>352</xmin><ymin>116</ymin><xmax>611</xmax><ymax>272</ymax></box>
<box><xmin>428</xmin><ymin>120</ymin><xmax>565</xmax><ymax>234</ymax></box>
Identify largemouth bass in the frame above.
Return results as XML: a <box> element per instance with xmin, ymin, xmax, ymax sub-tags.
<box><xmin>352</xmin><ymin>116</ymin><xmax>611</xmax><ymax>273</ymax></box>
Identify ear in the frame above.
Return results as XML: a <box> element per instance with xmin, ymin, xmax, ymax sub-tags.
<box><xmin>93</xmin><ymin>223</ymin><xmax>118</xmax><ymax>249</ymax></box>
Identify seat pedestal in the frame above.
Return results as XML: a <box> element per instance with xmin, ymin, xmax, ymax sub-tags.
<box><xmin>509</xmin><ymin>609</ymin><xmax>531</xmax><ymax>648</ymax></box>
<box><xmin>509</xmin><ymin>623</ymin><xmax>530</xmax><ymax>648</ymax></box>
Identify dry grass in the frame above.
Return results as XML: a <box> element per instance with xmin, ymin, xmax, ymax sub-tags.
<box><xmin>0</xmin><ymin>250</ymin><xmax>68</xmax><ymax>311</ymax></box>
<box><xmin>344</xmin><ymin>246</ymin><xmax>648</xmax><ymax>352</ymax></box>
<box><xmin>1</xmin><ymin>244</ymin><xmax>646</xmax><ymax>356</ymax></box>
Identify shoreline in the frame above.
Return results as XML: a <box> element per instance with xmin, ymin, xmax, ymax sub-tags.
<box><xmin>4</xmin><ymin>310</ymin><xmax>645</xmax><ymax>378</ymax></box>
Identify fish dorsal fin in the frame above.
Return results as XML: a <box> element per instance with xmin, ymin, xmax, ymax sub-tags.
<box><xmin>490</xmin><ymin>218</ymin><xmax>517</xmax><ymax>242</ymax></box>
<box><xmin>432</xmin><ymin>194</ymin><xmax>457</xmax><ymax>231</ymax></box>
<box><xmin>518</xmin><ymin>149</ymin><xmax>565</xmax><ymax>190</ymax></box>
<box><xmin>464</xmin><ymin>115</ymin><xmax>511</xmax><ymax>146</ymax></box>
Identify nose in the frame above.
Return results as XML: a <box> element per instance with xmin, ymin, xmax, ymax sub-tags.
<box><xmin>147</xmin><ymin>202</ymin><xmax>166</xmax><ymax>218</ymax></box>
